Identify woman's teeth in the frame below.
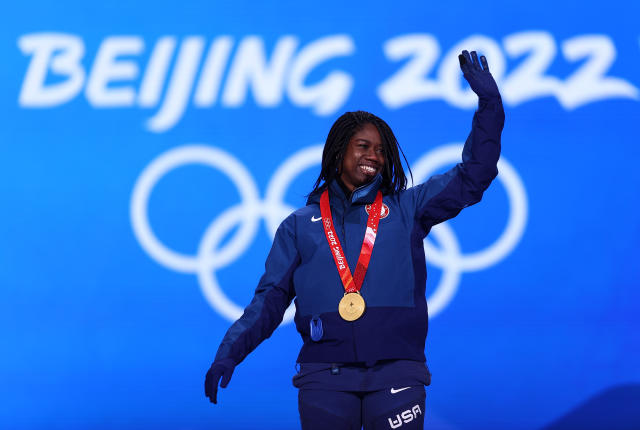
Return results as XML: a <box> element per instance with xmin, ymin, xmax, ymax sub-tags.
<box><xmin>360</xmin><ymin>165</ymin><xmax>376</xmax><ymax>174</ymax></box>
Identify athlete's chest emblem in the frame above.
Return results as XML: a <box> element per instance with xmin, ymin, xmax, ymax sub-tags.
<box><xmin>365</xmin><ymin>202</ymin><xmax>390</xmax><ymax>219</ymax></box>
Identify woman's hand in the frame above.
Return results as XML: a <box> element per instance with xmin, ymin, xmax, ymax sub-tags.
<box><xmin>458</xmin><ymin>50</ymin><xmax>501</xmax><ymax>100</ymax></box>
<box><xmin>204</xmin><ymin>358</ymin><xmax>236</xmax><ymax>404</ymax></box>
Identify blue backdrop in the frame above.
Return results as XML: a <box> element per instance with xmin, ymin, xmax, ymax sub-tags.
<box><xmin>2</xmin><ymin>1</ymin><xmax>639</xmax><ymax>429</ymax></box>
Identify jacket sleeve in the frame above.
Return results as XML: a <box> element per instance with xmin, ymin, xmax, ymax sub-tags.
<box><xmin>213</xmin><ymin>213</ymin><xmax>300</xmax><ymax>365</ymax></box>
<box><xmin>412</xmin><ymin>97</ymin><xmax>505</xmax><ymax>230</ymax></box>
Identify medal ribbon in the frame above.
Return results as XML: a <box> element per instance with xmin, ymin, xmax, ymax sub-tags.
<box><xmin>319</xmin><ymin>189</ymin><xmax>383</xmax><ymax>294</ymax></box>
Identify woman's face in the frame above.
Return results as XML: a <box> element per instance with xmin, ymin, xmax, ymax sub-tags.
<box><xmin>339</xmin><ymin>123</ymin><xmax>385</xmax><ymax>192</ymax></box>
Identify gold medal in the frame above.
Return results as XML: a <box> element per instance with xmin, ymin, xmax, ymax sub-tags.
<box><xmin>338</xmin><ymin>292</ymin><xmax>366</xmax><ymax>321</ymax></box>
<box><xmin>320</xmin><ymin>190</ymin><xmax>382</xmax><ymax>322</ymax></box>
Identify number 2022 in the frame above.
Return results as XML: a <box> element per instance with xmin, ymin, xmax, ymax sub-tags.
<box><xmin>377</xmin><ymin>31</ymin><xmax>639</xmax><ymax>110</ymax></box>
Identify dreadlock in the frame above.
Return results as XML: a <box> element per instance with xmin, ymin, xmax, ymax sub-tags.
<box><xmin>311</xmin><ymin>111</ymin><xmax>412</xmax><ymax>196</ymax></box>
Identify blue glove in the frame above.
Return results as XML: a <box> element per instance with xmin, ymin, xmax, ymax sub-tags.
<box><xmin>458</xmin><ymin>50</ymin><xmax>501</xmax><ymax>101</ymax></box>
<box><xmin>204</xmin><ymin>358</ymin><xmax>236</xmax><ymax>404</ymax></box>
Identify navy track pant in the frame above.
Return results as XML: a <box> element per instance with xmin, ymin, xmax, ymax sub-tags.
<box><xmin>298</xmin><ymin>386</ymin><xmax>425</xmax><ymax>430</ymax></box>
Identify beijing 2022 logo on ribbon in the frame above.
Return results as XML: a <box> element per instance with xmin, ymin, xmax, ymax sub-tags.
<box><xmin>130</xmin><ymin>143</ymin><xmax>528</xmax><ymax>323</ymax></box>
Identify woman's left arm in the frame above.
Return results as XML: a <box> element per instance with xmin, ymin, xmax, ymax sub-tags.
<box><xmin>412</xmin><ymin>50</ymin><xmax>505</xmax><ymax>228</ymax></box>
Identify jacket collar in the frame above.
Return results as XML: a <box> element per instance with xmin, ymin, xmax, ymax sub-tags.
<box><xmin>307</xmin><ymin>174</ymin><xmax>382</xmax><ymax>205</ymax></box>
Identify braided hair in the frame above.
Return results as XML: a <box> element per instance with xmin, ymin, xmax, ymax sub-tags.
<box><xmin>311</xmin><ymin>111</ymin><xmax>412</xmax><ymax>195</ymax></box>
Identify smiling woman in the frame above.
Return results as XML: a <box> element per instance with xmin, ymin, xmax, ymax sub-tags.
<box><xmin>340</xmin><ymin>123</ymin><xmax>386</xmax><ymax>191</ymax></box>
<box><xmin>205</xmin><ymin>50</ymin><xmax>505</xmax><ymax>429</ymax></box>
<box><xmin>311</xmin><ymin>110</ymin><xmax>411</xmax><ymax>197</ymax></box>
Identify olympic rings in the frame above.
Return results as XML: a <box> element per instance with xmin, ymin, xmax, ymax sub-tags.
<box><xmin>411</xmin><ymin>143</ymin><xmax>528</xmax><ymax>316</ymax></box>
<box><xmin>130</xmin><ymin>143</ymin><xmax>528</xmax><ymax>323</ymax></box>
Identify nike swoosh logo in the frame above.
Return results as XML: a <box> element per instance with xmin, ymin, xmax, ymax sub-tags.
<box><xmin>311</xmin><ymin>216</ymin><xmax>322</xmax><ymax>222</ymax></box>
<box><xmin>390</xmin><ymin>387</ymin><xmax>411</xmax><ymax>394</ymax></box>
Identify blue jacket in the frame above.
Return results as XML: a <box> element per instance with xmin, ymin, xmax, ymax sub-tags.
<box><xmin>215</xmin><ymin>98</ymin><xmax>504</xmax><ymax>367</ymax></box>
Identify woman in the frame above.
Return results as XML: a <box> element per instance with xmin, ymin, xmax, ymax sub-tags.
<box><xmin>205</xmin><ymin>50</ymin><xmax>504</xmax><ymax>429</ymax></box>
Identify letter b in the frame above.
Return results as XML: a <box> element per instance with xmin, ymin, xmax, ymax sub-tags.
<box><xmin>18</xmin><ymin>33</ymin><xmax>85</xmax><ymax>107</ymax></box>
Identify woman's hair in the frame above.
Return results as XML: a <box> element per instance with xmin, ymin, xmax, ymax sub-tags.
<box><xmin>310</xmin><ymin>110</ymin><xmax>412</xmax><ymax>195</ymax></box>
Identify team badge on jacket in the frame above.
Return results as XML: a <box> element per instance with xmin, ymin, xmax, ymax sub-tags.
<box><xmin>365</xmin><ymin>202</ymin><xmax>390</xmax><ymax>219</ymax></box>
